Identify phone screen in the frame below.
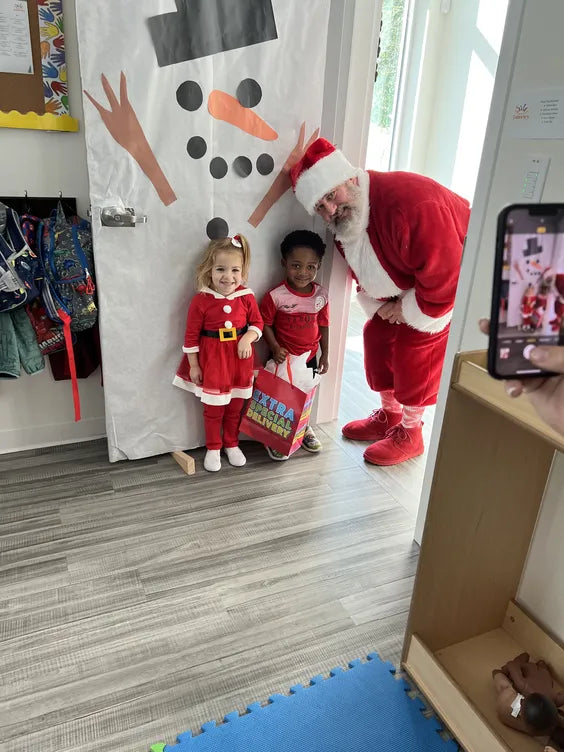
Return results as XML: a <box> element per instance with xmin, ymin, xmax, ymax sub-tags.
<box><xmin>491</xmin><ymin>204</ymin><xmax>564</xmax><ymax>378</ymax></box>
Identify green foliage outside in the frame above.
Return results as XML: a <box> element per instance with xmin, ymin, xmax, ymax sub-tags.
<box><xmin>371</xmin><ymin>0</ymin><xmax>406</xmax><ymax>129</ymax></box>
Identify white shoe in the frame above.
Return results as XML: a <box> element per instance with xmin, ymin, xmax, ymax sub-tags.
<box><xmin>225</xmin><ymin>446</ymin><xmax>247</xmax><ymax>467</ymax></box>
<box><xmin>204</xmin><ymin>449</ymin><xmax>221</xmax><ymax>472</ymax></box>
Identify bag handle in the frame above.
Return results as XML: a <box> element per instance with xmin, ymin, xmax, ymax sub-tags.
<box><xmin>274</xmin><ymin>355</ymin><xmax>293</xmax><ymax>386</ymax></box>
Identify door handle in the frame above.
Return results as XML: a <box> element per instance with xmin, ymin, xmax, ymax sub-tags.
<box><xmin>100</xmin><ymin>206</ymin><xmax>148</xmax><ymax>227</ymax></box>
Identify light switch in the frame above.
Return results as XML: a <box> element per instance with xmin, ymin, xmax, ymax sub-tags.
<box><xmin>521</xmin><ymin>156</ymin><xmax>550</xmax><ymax>201</ymax></box>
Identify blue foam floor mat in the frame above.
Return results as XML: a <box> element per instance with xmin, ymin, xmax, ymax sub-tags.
<box><xmin>151</xmin><ymin>653</ymin><xmax>458</xmax><ymax>751</ymax></box>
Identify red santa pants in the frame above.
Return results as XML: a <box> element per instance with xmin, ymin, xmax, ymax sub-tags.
<box><xmin>363</xmin><ymin>314</ymin><xmax>450</xmax><ymax>407</ymax></box>
<box><xmin>203</xmin><ymin>398</ymin><xmax>245</xmax><ymax>450</ymax></box>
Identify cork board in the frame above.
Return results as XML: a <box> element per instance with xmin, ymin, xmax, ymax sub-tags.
<box><xmin>0</xmin><ymin>0</ymin><xmax>78</xmax><ymax>131</ymax></box>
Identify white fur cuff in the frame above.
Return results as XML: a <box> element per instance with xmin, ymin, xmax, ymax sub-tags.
<box><xmin>401</xmin><ymin>289</ymin><xmax>452</xmax><ymax>333</ymax></box>
<box><xmin>356</xmin><ymin>290</ymin><xmax>385</xmax><ymax>319</ymax></box>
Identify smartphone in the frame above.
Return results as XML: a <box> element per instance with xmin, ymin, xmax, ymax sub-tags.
<box><xmin>488</xmin><ymin>203</ymin><xmax>564</xmax><ymax>379</ymax></box>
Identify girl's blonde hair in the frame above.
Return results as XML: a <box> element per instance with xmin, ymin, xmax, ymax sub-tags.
<box><xmin>196</xmin><ymin>234</ymin><xmax>251</xmax><ymax>291</ymax></box>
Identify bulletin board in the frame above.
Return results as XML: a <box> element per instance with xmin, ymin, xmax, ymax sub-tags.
<box><xmin>0</xmin><ymin>0</ymin><xmax>78</xmax><ymax>131</ymax></box>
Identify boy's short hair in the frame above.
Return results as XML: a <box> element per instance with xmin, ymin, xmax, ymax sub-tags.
<box><xmin>522</xmin><ymin>693</ymin><xmax>559</xmax><ymax>734</ymax></box>
<box><xmin>280</xmin><ymin>230</ymin><xmax>326</xmax><ymax>260</ymax></box>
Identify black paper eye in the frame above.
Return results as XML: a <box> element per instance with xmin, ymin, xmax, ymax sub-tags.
<box><xmin>236</xmin><ymin>78</ymin><xmax>262</xmax><ymax>108</ymax></box>
<box><xmin>176</xmin><ymin>81</ymin><xmax>203</xmax><ymax>111</ymax></box>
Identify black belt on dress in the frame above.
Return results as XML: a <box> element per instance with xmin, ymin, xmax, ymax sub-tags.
<box><xmin>201</xmin><ymin>325</ymin><xmax>248</xmax><ymax>341</ymax></box>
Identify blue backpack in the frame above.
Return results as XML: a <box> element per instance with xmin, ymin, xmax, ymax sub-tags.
<box><xmin>40</xmin><ymin>202</ymin><xmax>97</xmax><ymax>332</ymax></box>
<box><xmin>0</xmin><ymin>206</ymin><xmax>41</xmax><ymax>312</ymax></box>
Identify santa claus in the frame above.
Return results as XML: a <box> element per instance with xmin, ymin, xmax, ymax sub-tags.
<box><xmin>520</xmin><ymin>284</ymin><xmax>536</xmax><ymax>332</ymax></box>
<box><xmin>290</xmin><ymin>138</ymin><xmax>470</xmax><ymax>465</ymax></box>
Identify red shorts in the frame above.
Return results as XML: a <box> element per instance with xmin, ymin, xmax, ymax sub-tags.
<box><xmin>363</xmin><ymin>314</ymin><xmax>450</xmax><ymax>407</ymax></box>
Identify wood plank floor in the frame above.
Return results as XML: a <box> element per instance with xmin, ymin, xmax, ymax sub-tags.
<box><xmin>0</xmin><ymin>298</ymin><xmax>433</xmax><ymax>752</ymax></box>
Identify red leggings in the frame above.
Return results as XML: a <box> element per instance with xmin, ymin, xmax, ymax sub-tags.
<box><xmin>203</xmin><ymin>398</ymin><xmax>245</xmax><ymax>450</ymax></box>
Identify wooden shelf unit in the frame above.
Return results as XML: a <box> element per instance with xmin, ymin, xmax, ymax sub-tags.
<box><xmin>403</xmin><ymin>351</ymin><xmax>564</xmax><ymax>752</ymax></box>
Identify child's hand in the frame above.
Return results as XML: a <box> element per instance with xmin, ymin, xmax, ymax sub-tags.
<box><xmin>190</xmin><ymin>364</ymin><xmax>203</xmax><ymax>385</ymax></box>
<box><xmin>272</xmin><ymin>346</ymin><xmax>289</xmax><ymax>364</ymax></box>
<box><xmin>238</xmin><ymin>332</ymin><xmax>255</xmax><ymax>359</ymax></box>
<box><xmin>318</xmin><ymin>353</ymin><xmax>329</xmax><ymax>374</ymax></box>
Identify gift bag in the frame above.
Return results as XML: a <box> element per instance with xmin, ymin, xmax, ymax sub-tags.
<box><xmin>240</xmin><ymin>358</ymin><xmax>318</xmax><ymax>456</ymax></box>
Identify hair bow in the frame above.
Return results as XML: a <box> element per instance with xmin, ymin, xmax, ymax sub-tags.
<box><xmin>231</xmin><ymin>235</ymin><xmax>242</xmax><ymax>248</ymax></box>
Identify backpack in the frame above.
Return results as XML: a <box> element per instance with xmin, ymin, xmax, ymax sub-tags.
<box><xmin>0</xmin><ymin>206</ymin><xmax>41</xmax><ymax>313</ymax></box>
<box><xmin>41</xmin><ymin>202</ymin><xmax>97</xmax><ymax>331</ymax></box>
<box><xmin>38</xmin><ymin>203</ymin><xmax>97</xmax><ymax>422</ymax></box>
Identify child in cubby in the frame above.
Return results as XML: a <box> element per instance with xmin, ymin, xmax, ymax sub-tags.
<box><xmin>173</xmin><ymin>234</ymin><xmax>263</xmax><ymax>472</ymax></box>
<box><xmin>260</xmin><ymin>229</ymin><xmax>329</xmax><ymax>461</ymax></box>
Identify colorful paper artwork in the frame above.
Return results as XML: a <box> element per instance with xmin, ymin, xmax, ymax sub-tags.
<box><xmin>37</xmin><ymin>0</ymin><xmax>68</xmax><ymax>115</ymax></box>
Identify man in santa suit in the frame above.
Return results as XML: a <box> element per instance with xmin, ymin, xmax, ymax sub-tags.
<box><xmin>290</xmin><ymin>138</ymin><xmax>470</xmax><ymax>465</ymax></box>
<box><xmin>520</xmin><ymin>284</ymin><xmax>536</xmax><ymax>332</ymax></box>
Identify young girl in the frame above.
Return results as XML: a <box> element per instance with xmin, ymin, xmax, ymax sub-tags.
<box><xmin>173</xmin><ymin>234</ymin><xmax>263</xmax><ymax>472</ymax></box>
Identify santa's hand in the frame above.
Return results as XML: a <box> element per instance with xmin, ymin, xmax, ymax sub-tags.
<box><xmin>377</xmin><ymin>300</ymin><xmax>405</xmax><ymax>324</ymax></box>
<box><xmin>479</xmin><ymin>319</ymin><xmax>564</xmax><ymax>435</ymax></box>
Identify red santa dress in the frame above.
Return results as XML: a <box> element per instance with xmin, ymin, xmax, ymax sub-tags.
<box><xmin>336</xmin><ymin>170</ymin><xmax>470</xmax><ymax>406</ymax></box>
<box><xmin>173</xmin><ymin>286</ymin><xmax>263</xmax><ymax>405</ymax></box>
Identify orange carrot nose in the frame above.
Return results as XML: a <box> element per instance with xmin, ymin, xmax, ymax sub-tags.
<box><xmin>208</xmin><ymin>89</ymin><xmax>278</xmax><ymax>141</ymax></box>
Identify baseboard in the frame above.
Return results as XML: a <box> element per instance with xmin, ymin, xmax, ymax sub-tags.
<box><xmin>0</xmin><ymin>417</ymin><xmax>106</xmax><ymax>454</ymax></box>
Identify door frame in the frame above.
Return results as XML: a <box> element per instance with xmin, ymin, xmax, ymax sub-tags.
<box><xmin>315</xmin><ymin>0</ymin><xmax>383</xmax><ymax>423</ymax></box>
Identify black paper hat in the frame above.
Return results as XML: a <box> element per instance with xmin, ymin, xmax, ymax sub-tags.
<box><xmin>523</xmin><ymin>237</ymin><xmax>542</xmax><ymax>257</ymax></box>
<box><xmin>148</xmin><ymin>0</ymin><xmax>278</xmax><ymax>67</ymax></box>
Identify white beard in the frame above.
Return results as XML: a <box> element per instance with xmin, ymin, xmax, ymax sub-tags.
<box><xmin>329</xmin><ymin>181</ymin><xmax>368</xmax><ymax>242</ymax></box>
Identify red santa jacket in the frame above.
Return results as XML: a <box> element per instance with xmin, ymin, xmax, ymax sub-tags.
<box><xmin>336</xmin><ymin>170</ymin><xmax>470</xmax><ymax>333</ymax></box>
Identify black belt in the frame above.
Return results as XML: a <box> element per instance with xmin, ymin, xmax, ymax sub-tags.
<box><xmin>201</xmin><ymin>325</ymin><xmax>248</xmax><ymax>341</ymax></box>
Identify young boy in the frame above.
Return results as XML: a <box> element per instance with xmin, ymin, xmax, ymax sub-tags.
<box><xmin>260</xmin><ymin>230</ymin><xmax>329</xmax><ymax>461</ymax></box>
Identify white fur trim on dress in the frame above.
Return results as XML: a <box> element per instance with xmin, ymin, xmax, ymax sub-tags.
<box><xmin>294</xmin><ymin>149</ymin><xmax>357</xmax><ymax>215</ymax></box>
<box><xmin>172</xmin><ymin>375</ymin><xmax>253</xmax><ymax>404</ymax></box>
<box><xmin>201</xmin><ymin>286</ymin><xmax>254</xmax><ymax>300</ymax></box>
<box><xmin>248</xmin><ymin>325</ymin><xmax>262</xmax><ymax>340</ymax></box>
<box><xmin>401</xmin><ymin>288</ymin><xmax>452</xmax><ymax>333</ymax></box>
<box><xmin>183</xmin><ymin>345</ymin><xmax>199</xmax><ymax>353</ymax></box>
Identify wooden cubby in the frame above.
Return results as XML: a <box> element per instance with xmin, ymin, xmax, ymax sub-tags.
<box><xmin>403</xmin><ymin>351</ymin><xmax>564</xmax><ymax>752</ymax></box>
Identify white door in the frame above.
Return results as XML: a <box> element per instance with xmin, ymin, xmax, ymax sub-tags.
<box><xmin>75</xmin><ymin>0</ymin><xmax>330</xmax><ymax>461</ymax></box>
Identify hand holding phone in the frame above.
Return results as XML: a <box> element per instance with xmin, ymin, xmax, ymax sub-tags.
<box><xmin>488</xmin><ymin>203</ymin><xmax>564</xmax><ymax>380</ymax></box>
<box><xmin>482</xmin><ymin>317</ymin><xmax>564</xmax><ymax>435</ymax></box>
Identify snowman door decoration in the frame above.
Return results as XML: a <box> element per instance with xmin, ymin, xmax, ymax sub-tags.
<box><xmin>84</xmin><ymin>0</ymin><xmax>319</xmax><ymax>239</ymax></box>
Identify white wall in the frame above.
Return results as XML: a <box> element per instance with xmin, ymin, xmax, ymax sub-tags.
<box><xmin>393</xmin><ymin>0</ymin><xmax>508</xmax><ymax>202</ymax></box>
<box><xmin>418</xmin><ymin>0</ymin><xmax>564</xmax><ymax>642</ymax></box>
<box><xmin>0</xmin><ymin>0</ymin><xmax>105</xmax><ymax>453</ymax></box>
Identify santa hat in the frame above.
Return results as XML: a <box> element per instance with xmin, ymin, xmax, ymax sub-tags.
<box><xmin>290</xmin><ymin>137</ymin><xmax>357</xmax><ymax>215</ymax></box>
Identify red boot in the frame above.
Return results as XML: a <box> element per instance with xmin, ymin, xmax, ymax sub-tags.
<box><xmin>363</xmin><ymin>423</ymin><xmax>424</xmax><ymax>466</ymax></box>
<box><xmin>342</xmin><ymin>409</ymin><xmax>402</xmax><ymax>441</ymax></box>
